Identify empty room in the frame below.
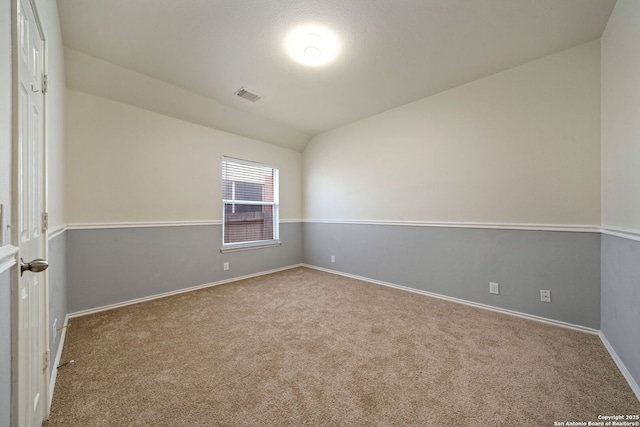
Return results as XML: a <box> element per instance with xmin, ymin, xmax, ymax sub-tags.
<box><xmin>1</xmin><ymin>0</ymin><xmax>639</xmax><ymax>425</ymax></box>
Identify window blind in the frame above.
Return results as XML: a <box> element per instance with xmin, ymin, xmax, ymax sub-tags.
<box><xmin>222</xmin><ymin>157</ymin><xmax>279</xmax><ymax>246</ymax></box>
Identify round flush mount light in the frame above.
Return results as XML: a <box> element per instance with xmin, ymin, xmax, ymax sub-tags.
<box><xmin>286</xmin><ymin>26</ymin><xmax>340</xmax><ymax>66</ymax></box>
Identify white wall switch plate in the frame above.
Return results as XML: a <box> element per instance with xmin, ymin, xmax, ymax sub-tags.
<box><xmin>223</xmin><ymin>262</ymin><xmax>229</xmax><ymax>271</ymax></box>
<box><xmin>489</xmin><ymin>282</ymin><xmax>499</xmax><ymax>294</ymax></box>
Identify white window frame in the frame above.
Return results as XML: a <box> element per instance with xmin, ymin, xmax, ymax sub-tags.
<box><xmin>221</xmin><ymin>156</ymin><xmax>280</xmax><ymax>253</ymax></box>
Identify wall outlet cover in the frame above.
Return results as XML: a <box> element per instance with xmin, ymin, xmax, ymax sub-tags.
<box><xmin>540</xmin><ymin>290</ymin><xmax>552</xmax><ymax>303</ymax></box>
<box><xmin>489</xmin><ymin>282</ymin><xmax>499</xmax><ymax>294</ymax></box>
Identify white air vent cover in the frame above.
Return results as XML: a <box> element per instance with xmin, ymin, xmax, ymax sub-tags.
<box><xmin>235</xmin><ymin>87</ymin><xmax>261</xmax><ymax>102</ymax></box>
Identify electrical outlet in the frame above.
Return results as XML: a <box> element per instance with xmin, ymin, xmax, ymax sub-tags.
<box><xmin>223</xmin><ymin>262</ymin><xmax>229</xmax><ymax>271</ymax></box>
<box><xmin>489</xmin><ymin>282</ymin><xmax>499</xmax><ymax>294</ymax></box>
<box><xmin>52</xmin><ymin>319</ymin><xmax>57</xmax><ymax>344</ymax></box>
<box><xmin>330</xmin><ymin>255</ymin><xmax>335</xmax><ymax>263</ymax></box>
<box><xmin>540</xmin><ymin>290</ymin><xmax>551</xmax><ymax>303</ymax></box>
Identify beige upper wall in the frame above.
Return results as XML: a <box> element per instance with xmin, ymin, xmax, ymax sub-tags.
<box><xmin>66</xmin><ymin>36</ymin><xmax>604</xmax><ymax>227</ymax></box>
<box><xmin>303</xmin><ymin>41</ymin><xmax>601</xmax><ymax>226</ymax></box>
<box><xmin>601</xmin><ymin>0</ymin><xmax>640</xmax><ymax>234</ymax></box>
<box><xmin>65</xmin><ymin>90</ymin><xmax>303</xmax><ymax>224</ymax></box>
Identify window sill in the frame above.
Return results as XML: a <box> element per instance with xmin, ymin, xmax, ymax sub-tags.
<box><xmin>220</xmin><ymin>240</ymin><xmax>282</xmax><ymax>253</ymax></box>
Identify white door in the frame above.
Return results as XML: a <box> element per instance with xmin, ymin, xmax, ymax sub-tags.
<box><xmin>15</xmin><ymin>0</ymin><xmax>48</xmax><ymax>425</ymax></box>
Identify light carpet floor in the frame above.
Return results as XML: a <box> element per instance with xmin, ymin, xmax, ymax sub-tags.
<box><xmin>45</xmin><ymin>267</ymin><xmax>640</xmax><ymax>426</ymax></box>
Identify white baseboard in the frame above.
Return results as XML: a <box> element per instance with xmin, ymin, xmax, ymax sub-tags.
<box><xmin>599</xmin><ymin>332</ymin><xmax>640</xmax><ymax>402</ymax></box>
<box><xmin>48</xmin><ymin>313</ymin><xmax>70</xmax><ymax>410</ymax></box>
<box><xmin>68</xmin><ymin>264</ymin><xmax>304</xmax><ymax>318</ymax></box>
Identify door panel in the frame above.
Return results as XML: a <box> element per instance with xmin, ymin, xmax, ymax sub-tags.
<box><xmin>16</xmin><ymin>0</ymin><xmax>47</xmax><ymax>425</ymax></box>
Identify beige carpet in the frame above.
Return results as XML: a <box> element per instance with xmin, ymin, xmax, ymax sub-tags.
<box><xmin>45</xmin><ymin>267</ymin><xmax>639</xmax><ymax>426</ymax></box>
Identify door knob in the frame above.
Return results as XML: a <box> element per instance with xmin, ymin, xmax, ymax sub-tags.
<box><xmin>20</xmin><ymin>258</ymin><xmax>49</xmax><ymax>276</ymax></box>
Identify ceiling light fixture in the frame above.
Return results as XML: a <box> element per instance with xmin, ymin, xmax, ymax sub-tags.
<box><xmin>286</xmin><ymin>26</ymin><xmax>339</xmax><ymax>66</ymax></box>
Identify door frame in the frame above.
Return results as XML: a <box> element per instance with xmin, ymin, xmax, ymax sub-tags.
<box><xmin>10</xmin><ymin>0</ymin><xmax>50</xmax><ymax>425</ymax></box>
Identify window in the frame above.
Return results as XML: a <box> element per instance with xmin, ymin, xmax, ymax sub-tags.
<box><xmin>221</xmin><ymin>157</ymin><xmax>279</xmax><ymax>251</ymax></box>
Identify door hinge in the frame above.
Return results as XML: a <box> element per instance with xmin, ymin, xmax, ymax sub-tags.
<box><xmin>42</xmin><ymin>74</ymin><xmax>48</xmax><ymax>93</ymax></box>
<box><xmin>43</xmin><ymin>350</ymin><xmax>50</xmax><ymax>370</ymax></box>
<box><xmin>42</xmin><ymin>212</ymin><xmax>48</xmax><ymax>232</ymax></box>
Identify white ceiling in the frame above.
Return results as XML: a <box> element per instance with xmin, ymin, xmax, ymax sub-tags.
<box><xmin>56</xmin><ymin>0</ymin><xmax>616</xmax><ymax>151</ymax></box>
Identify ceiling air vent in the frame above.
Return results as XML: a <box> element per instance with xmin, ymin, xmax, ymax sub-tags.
<box><xmin>235</xmin><ymin>87</ymin><xmax>261</xmax><ymax>102</ymax></box>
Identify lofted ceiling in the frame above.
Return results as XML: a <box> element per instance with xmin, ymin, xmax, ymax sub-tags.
<box><xmin>56</xmin><ymin>0</ymin><xmax>616</xmax><ymax>151</ymax></box>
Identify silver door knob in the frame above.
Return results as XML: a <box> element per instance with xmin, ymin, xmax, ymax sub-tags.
<box><xmin>20</xmin><ymin>258</ymin><xmax>48</xmax><ymax>276</ymax></box>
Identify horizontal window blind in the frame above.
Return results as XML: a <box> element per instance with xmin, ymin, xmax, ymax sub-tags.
<box><xmin>222</xmin><ymin>158</ymin><xmax>279</xmax><ymax>246</ymax></box>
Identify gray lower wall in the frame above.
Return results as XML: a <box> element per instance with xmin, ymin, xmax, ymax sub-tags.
<box><xmin>601</xmin><ymin>234</ymin><xmax>640</xmax><ymax>389</ymax></box>
<box><xmin>304</xmin><ymin>223</ymin><xmax>601</xmax><ymax>329</ymax></box>
<box><xmin>67</xmin><ymin>223</ymin><xmax>303</xmax><ymax>313</ymax></box>
<box><xmin>48</xmin><ymin>232</ymin><xmax>67</xmax><ymax>376</ymax></box>
<box><xmin>0</xmin><ymin>268</ymin><xmax>10</xmax><ymax>427</ymax></box>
